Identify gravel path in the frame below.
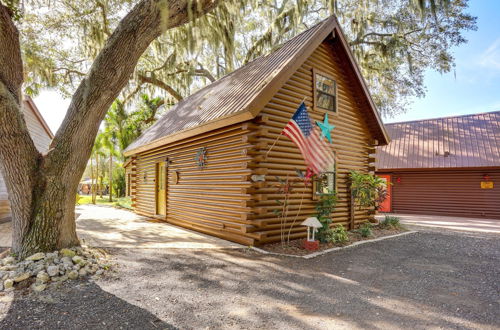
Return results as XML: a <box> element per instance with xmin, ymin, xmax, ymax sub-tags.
<box><xmin>1</xmin><ymin>229</ymin><xmax>499</xmax><ymax>329</ymax></box>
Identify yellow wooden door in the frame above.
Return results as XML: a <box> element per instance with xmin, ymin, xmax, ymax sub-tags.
<box><xmin>156</xmin><ymin>162</ymin><xmax>167</xmax><ymax>216</ymax></box>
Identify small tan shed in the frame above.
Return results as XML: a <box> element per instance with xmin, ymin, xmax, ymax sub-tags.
<box><xmin>124</xmin><ymin>16</ymin><xmax>389</xmax><ymax>245</ymax></box>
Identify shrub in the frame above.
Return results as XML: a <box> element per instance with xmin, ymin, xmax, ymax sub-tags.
<box><xmin>381</xmin><ymin>215</ymin><xmax>402</xmax><ymax>229</ymax></box>
<box><xmin>326</xmin><ymin>224</ymin><xmax>349</xmax><ymax>244</ymax></box>
<box><xmin>315</xmin><ymin>192</ymin><xmax>337</xmax><ymax>243</ymax></box>
<box><xmin>358</xmin><ymin>222</ymin><xmax>373</xmax><ymax>237</ymax></box>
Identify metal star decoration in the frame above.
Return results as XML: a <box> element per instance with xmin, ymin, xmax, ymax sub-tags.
<box><xmin>316</xmin><ymin>113</ymin><xmax>335</xmax><ymax>143</ymax></box>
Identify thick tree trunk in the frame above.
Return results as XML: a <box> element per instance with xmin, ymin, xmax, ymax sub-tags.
<box><xmin>0</xmin><ymin>0</ymin><xmax>219</xmax><ymax>258</ymax></box>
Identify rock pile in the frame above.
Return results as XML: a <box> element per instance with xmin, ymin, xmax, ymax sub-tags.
<box><xmin>0</xmin><ymin>247</ymin><xmax>110</xmax><ymax>293</ymax></box>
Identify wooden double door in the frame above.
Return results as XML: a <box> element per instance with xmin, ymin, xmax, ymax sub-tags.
<box><xmin>155</xmin><ymin>161</ymin><xmax>167</xmax><ymax>217</ymax></box>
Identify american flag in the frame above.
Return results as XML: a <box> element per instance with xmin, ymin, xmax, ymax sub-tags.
<box><xmin>282</xmin><ymin>102</ymin><xmax>335</xmax><ymax>174</ymax></box>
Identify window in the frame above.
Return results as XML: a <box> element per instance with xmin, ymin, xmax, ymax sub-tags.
<box><xmin>313</xmin><ymin>163</ymin><xmax>336</xmax><ymax>196</ymax></box>
<box><xmin>314</xmin><ymin>70</ymin><xmax>337</xmax><ymax>112</ymax></box>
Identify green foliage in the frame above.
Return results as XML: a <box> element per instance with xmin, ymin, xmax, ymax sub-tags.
<box><xmin>358</xmin><ymin>222</ymin><xmax>373</xmax><ymax>237</ymax></box>
<box><xmin>381</xmin><ymin>215</ymin><xmax>402</xmax><ymax>229</ymax></box>
<box><xmin>314</xmin><ymin>191</ymin><xmax>338</xmax><ymax>243</ymax></box>
<box><xmin>17</xmin><ymin>0</ymin><xmax>475</xmax><ymax>117</ymax></box>
<box><xmin>325</xmin><ymin>224</ymin><xmax>349</xmax><ymax>243</ymax></box>
<box><xmin>349</xmin><ymin>171</ymin><xmax>387</xmax><ymax>209</ymax></box>
<box><xmin>113</xmin><ymin>166</ymin><xmax>126</xmax><ymax>198</ymax></box>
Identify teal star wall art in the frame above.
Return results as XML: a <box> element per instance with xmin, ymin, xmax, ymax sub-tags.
<box><xmin>316</xmin><ymin>113</ymin><xmax>335</xmax><ymax>143</ymax></box>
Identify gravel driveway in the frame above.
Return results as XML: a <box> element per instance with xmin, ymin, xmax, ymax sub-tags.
<box><xmin>0</xmin><ymin>228</ymin><xmax>499</xmax><ymax>329</ymax></box>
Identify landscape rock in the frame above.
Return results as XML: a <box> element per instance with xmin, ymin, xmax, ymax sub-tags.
<box><xmin>47</xmin><ymin>265</ymin><xmax>59</xmax><ymax>277</ymax></box>
<box><xmin>13</xmin><ymin>272</ymin><xmax>31</xmax><ymax>283</ymax></box>
<box><xmin>0</xmin><ymin>247</ymin><xmax>110</xmax><ymax>293</ymax></box>
<box><xmin>68</xmin><ymin>270</ymin><xmax>79</xmax><ymax>280</ymax></box>
<box><xmin>36</xmin><ymin>271</ymin><xmax>50</xmax><ymax>284</ymax></box>
<box><xmin>0</xmin><ymin>265</ymin><xmax>17</xmax><ymax>271</ymax></box>
<box><xmin>45</xmin><ymin>252</ymin><xmax>58</xmax><ymax>260</ymax></box>
<box><xmin>2</xmin><ymin>256</ymin><xmax>15</xmax><ymax>265</ymax></box>
<box><xmin>32</xmin><ymin>283</ymin><xmax>47</xmax><ymax>292</ymax></box>
<box><xmin>72</xmin><ymin>256</ymin><xmax>85</xmax><ymax>266</ymax></box>
<box><xmin>4</xmin><ymin>279</ymin><xmax>14</xmax><ymax>289</ymax></box>
<box><xmin>26</xmin><ymin>252</ymin><xmax>45</xmax><ymax>261</ymax></box>
<box><xmin>60</xmin><ymin>249</ymin><xmax>76</xmax><ymax>258</ymax></box>
<box><xmin>61</xmin><ymin>257</ymin><xmax>73</xmax><ymax>266</ymax></box>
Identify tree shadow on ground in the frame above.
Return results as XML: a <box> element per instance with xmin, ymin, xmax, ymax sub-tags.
<box><xmin>100</xmin><ymin>231</ymin><xmax>500</xmax><ymax>329</ymax></box>
<box><xmin>0</xmin><ymin>280</ymin><xmax>176</xmax><ymax>330</ymax></box>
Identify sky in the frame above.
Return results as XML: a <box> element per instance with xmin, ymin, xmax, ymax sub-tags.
<box><xmin>34</xmin><ymin>1</ymin><xmax>500</xmax><ymax>133</ymax></box>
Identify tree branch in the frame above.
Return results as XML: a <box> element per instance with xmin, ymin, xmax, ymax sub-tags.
<box><xmin>51</xmin><ymin>0</ymin><xmax>219</xmax><ymax>169</ymax></box>
<box><xmin>0</xmin><ymin>3</ymin><xmax>23</xmax><ymax>100</ymax></box>
<box><xmin>138</xmin><ymin>74</ymin><xmax>183</xmax><ymax>101</ymax></box>
<box><xmin>0</xmin><ymin>3</ymin><xmax>41</xmax><ymax>248</ymax></box>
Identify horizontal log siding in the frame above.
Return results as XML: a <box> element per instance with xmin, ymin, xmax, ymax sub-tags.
<box><xmin>384</xmin><ymin>169</ymin><xmax>500</xmax><ymax>219</ymax></box>
<box><xmin>250</xmin><ymin>41</ymin><xmax>375</xmax><ymax>244</ymax></box>
<box><xmin>133</xmin><ymin>123</ymin><xmax>255</xmax><ymax>245</ymax></box>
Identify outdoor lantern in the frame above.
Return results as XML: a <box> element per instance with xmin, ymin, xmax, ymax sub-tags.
<box><xmin>301</xmin><ymin>217</ymin><xmax>322</xmax><ymax>242</ymax></box>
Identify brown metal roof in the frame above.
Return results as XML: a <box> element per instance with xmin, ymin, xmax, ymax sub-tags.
<box><xmin>125</xmin><ymin>15</ymin><xmax>388</xmax><ymax>156</ymax></box>
<box><xmin>376</xmin><ymin>111</ymin><xmax>500</xmax><ymax>170</ymax></box>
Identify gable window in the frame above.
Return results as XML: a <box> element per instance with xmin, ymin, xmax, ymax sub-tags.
<box><xmin>313</xmin><ymin>162</ymin><xmax>336</xmax><ymax>197</ymax></box>
<box><xmin>314</xmin><ymin>70</ymin><xmax>337</xmax><ymax>113</ymax></box>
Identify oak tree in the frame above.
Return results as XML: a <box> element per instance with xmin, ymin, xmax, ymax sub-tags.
<box><xmin>0</xmin><ymin>0</ymin><xmax>219</xmax><ymax>257</ymax></box>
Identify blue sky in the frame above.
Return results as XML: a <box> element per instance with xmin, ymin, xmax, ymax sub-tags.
<box><xmin>34</xmin><ymin>1</ymin><xmax>500</xmax><ymax>133</ymax></box>
<box><xmin>386</xmin><ymin>0</ymin><xmax>500</xmax><ymax>123</ymax></box>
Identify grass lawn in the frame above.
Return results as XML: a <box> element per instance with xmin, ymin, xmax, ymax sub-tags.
<box><xmin>77</xmin><ymin>195</ymin><xmax>132</xmax><ymax>209</ymax></box>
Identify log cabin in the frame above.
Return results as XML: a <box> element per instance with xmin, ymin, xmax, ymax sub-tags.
<box><xmin>0</xmin><ymin>97</ymin><xmax>54</xmax><ymax>221</ymax></box>
<box><xmin>124</xmin><ymin>16</ymin><xmax>390</xmax><ymax>245</ymax></box>
<box><xmin>376</xmin><ymin>111</ymin><xmax>500</xmax><ymax>219</ymax></box>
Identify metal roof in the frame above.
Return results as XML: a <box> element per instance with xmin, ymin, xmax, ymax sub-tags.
<box><xmin>376</xmin><ymin>111</ymin><xmax>500</xmax><ymax>170</ymax></box>
<box><xmin>125</xmin><ymin>15</ymin><xmax>388</xmax><ymax>156</ymax></box>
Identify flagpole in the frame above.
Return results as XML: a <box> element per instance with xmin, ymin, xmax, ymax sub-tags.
<box><xmin>265</xmin><ymin>97</ymin><xmax>307</xmax><ymax>159</ymax></box>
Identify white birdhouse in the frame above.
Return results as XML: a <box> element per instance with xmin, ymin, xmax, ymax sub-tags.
<box><xmin>301</xmin><ymin>217</ymin><xmax>322</xmax><ymax>242</ymax></box>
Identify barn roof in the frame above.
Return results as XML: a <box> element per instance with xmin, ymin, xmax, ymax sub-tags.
<box><xmin>124</xmin><ymin>15</ymin><xmax>389</xmax><ymax>156</ymax></box>
<box><xmin>376</xmin><ymin>111</ymin><xmax>500</xmax><ymax>170</ymax></box>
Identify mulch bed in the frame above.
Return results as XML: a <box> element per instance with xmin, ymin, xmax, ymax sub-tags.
<box><xmin>260</xmin><ymin>226</ymin><xmax>406</xmax><ymax>256</ymax></box>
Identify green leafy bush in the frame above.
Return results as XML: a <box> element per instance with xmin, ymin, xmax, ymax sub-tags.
<box><xmin>358</xmin><ymin>222</ymin><xmax>373</xmax><ymax>237</ymax></box>
<box><xmin>381</xmin><ymin>215</ymin><xmax>402</xmax><ymax>229</ymax></box>
<box><xmin>349</xmin><ymin>171</ymin><xmax>389</xmax><ymax>210</ymax></box>
<box><xmin>326</xmin><ymin>224</ymin><xmax>349</xmax><ymax>243</ymax></box>
<box><xmin>315</xmin><ymin>192</ymin><xmax>337</xmax><ymax>243</ymax></box>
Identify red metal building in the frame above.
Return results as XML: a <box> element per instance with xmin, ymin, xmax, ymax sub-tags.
<box><xmin>376</xmin><ymin>111</ymin><xmax>500</xmax><ymax>219</ymax></box>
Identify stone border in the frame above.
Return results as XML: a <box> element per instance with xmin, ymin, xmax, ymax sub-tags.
<box><xmin>251</xmin><ymin>230</ymin><xmax>418</xmax><ymax>259</ymax></box>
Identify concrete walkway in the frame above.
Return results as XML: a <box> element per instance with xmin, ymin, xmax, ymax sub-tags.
<box><xmin>0</xmin><ymin>205</ymin><xmax>243</xmax><ymax>249</ymax></box>
<box><xmin>376</xmin><ymin>213</ymin><xmax>500</xmax><ymax>234</ymax></box>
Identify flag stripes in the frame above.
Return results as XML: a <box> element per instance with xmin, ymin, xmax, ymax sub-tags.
<box><xmin>281</xmin><ymin>102</ymin><xmax>335</xmax><ymax>174</ymax></box>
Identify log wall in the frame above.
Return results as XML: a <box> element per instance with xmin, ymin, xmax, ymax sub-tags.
<box><xmin>133</xmin><ymin>123</ymin><xmax>256</xmax><ymax>245</ymax></box>
<box><xmin>131</xmin><ymin>39</ymin><xmax>379</xmax><ymax>245</ymax></box>
<box><xmin>248</xmin><ymin>41</ymin><xmax>376</xmax><ymax>244</ymax></box>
